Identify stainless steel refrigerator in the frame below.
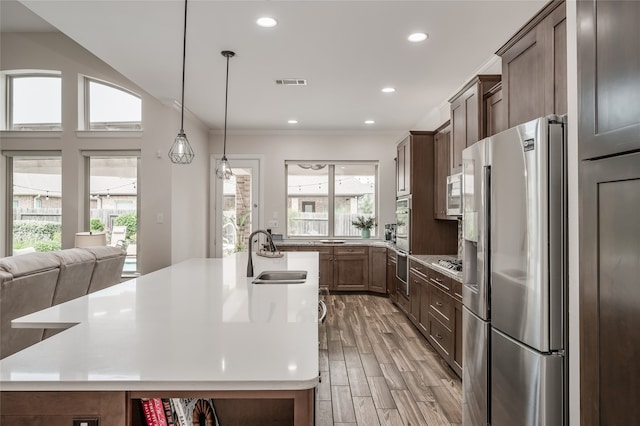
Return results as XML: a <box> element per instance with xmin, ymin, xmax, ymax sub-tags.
<box><xmin>461</xmin><ymin>115</ymin><xmax>567</xmax><ymax>426</ymax></box>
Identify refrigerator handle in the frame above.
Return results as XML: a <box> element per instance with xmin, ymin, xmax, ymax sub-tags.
<box><xmin>484</xmin><ymin>166</ymin><xmax>491</xmax><ymax>302</ymax></box>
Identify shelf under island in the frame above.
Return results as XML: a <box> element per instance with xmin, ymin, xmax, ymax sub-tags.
<box><xmin>0</xmin><ymin>252</ymin><xmax>320</xmax><ymax>426</ymax></box>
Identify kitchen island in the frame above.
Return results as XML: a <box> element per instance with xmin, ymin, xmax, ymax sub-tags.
<box><xmin>0</xmin><ymin>252</ymin><xmax>319</xmax><ymax>425</ymax></box>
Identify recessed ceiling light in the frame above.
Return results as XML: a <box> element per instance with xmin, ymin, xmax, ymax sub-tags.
<box><xmin>257</xmin><ymin>17</ymin><xmax>278</xmax><ymax>28</ymax></box>
<box><xmin>288</xmin><ymin>119</ymin><xmax>298</xmax><ymax>124</ymax></box>
<box><xmin>408</xmin><ymin>32</ymin><xmax>428</xmax><ymax>42</ymax></box>
<box><xmin>382</xmin><ymin>87</ymin><xmax>396</xmax><ymax>93</ymax></box>
<box><xmin>364</xmin><ymin>120</ymin><xmax>375</xmax><ymax>125</ymax></box>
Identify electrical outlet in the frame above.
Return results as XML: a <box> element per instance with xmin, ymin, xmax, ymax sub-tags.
<box><xmin>73</xmin><ymin>418</ymin><xmax>99</xmax><ymax>426</ymax></box>
<box><xmin>268</xmin><ymin>220</ymin><xmax>278</xmax><ymax>228</ymax></box>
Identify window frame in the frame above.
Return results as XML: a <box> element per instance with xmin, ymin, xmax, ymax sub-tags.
<box><xmin>82</xmin><ymin>76</ymin><xmax>143</xmax><ymax>131</ymax></box>
<box><xmin>2</xmin><ymin>71</ymin><xmax>62</xmax><ymax>131</ymax></box>
<box><xmin>285</xmin><ymin>161</ymin><xmax>379</xmax><ymax>239</ymax></box>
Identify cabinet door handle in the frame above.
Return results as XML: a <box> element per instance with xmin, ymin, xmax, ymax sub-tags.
<box><xmin>435</xmin><ymin>333</ymin><xmax>443</xmax><ymax>340</ymax></box>
<box><xmin>435</xmin><ymin>301</ymin><xmax>443</xmax><ymax>307</ymax></box>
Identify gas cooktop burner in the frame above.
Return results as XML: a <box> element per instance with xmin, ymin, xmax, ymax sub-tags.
<box><xmin>432</xmin><ymin>259</ymin><xmax>463</xmax><ymax>273</ymax></box>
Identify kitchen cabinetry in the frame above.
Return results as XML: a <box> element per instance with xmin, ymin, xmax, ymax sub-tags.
<box><xmin>386</xmin><ymin>249</ymin><xmax>398</xmax><ymax>302</ymax></box>
<box><xmin>369</xmin><ymin>247</ymin><xmax>387</xmax><ymax>294</ymax></box>
<box><xmin>396</xmin><ymin>136</ymin><xmax>411</xmax><ymax>196</ymax></box>
<box><xmin>485</xmin><ymin>82</ymin><xmax>506</xmax><ymax>137</ymax></box>
<box><xmin>578</xmin><ymin>1</ymin><xmax>640</xmax><ymax>422</ymax></box>
<box><xmin>580</xmin><ymin>152</ymin><xmax>640</xmax><ymax>425</ymax></box>
<box><xmin>577</xmin><ymin>0</ymin><xmax>640</xmax><ymax>160</ymax></box>
<box><xmin>496</xmin><ymin>0</ymin><xmax>566</xmax><ymax>129</ymax></box>
<box><xmin>433</xmin><ymin>122</ymin><xmax>455</xmax><ymax>220</ymax></box>
<box><xmin>395</xmin><ymin>132</ymin><xmax>458</xmax><ymax>254</ymax></box>
<box><xmin>448</xmin><ymin>75</ymin><xmax>501</xmax><ymax>174</ymax></box>
<box><xmin>333</xmin><ymin>246</ymin><xmax>369</xmax><ymax>291</ymax></box>
<box><xmin>409</xmin><ymin>259</ymin><xmax>429</xmax><ymax>334</ymax></box>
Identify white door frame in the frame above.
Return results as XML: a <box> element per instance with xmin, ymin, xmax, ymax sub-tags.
<box><xmin>210</xmin><ymin>155</ymin><xmax>264</xmax><ymax>258</ymax></box>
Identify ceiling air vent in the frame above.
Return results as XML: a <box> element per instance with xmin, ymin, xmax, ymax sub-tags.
<box><xmin>276</xmin><ymin>79</ymin><xmax>307</xmax><ymax>86</ymax></box>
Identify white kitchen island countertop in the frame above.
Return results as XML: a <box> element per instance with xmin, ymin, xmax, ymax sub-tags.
<box><xmin>0</xmin><ymin>252</ymin><xmax>320</xmax><ymax>392</ymax></box>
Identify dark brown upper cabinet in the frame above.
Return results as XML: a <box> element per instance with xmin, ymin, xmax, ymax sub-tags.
<box><xmin>449</xmin><ymin>75</ymin><xmax>501</xmax><ymax>174</ymax></box>
<box><xmin>433</xmin><ymin>122</ymin><xmax>455</xmax><ymax>220</ymax></box>
<box><xmin>577</xmin><ymin>0</ymin><xmax>640</xmax><ymax>160</ymax></box>
<box><xmin>485</xmin><ymin>82</ymin><xmax>507</xmax><ymax>137</ymax></box>
<box><xmin>496</xmin><ymin>0</ymin><xmax>567</xmax><ymax>129</ymax></box>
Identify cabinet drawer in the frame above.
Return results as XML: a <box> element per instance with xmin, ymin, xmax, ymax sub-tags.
<box><xmin>334</xmin><ymin>246</ymin><xmax>368</xmax><ymax>255</ymax></box>
<box><xmin>428</xmin><ymin>269</ymin><xmax>451</xmax><ymax>292</ymax></box>
<box><xmin>452</xmin><ymin>279</ymin><xmax>462</xmax><ymax>301</ymax></box>
<box><xmin>409</xmin><ymin>259</ymin><xmax>429</xmax><ymax>278</ymax></box>
<box><xmin>427</xmin><ymin>314</ymin><xmax>453</xmax><ymax>360</ymax></box>
<box><xmin>429</xmin><ymin>285</ymin><xmax>454</xmax><ymax>330</ymax></box>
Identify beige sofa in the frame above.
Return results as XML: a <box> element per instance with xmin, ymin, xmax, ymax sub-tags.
<box><xmin>0</xmin><ymin>246</ymin><xmax>126</xmax><ymax>359</ymax></box>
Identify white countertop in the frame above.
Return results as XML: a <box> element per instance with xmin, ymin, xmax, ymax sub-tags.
<box><xmin>0</xmin><ymin>252</ymin><xmax>320</xmax><ymax>392</ymax></box>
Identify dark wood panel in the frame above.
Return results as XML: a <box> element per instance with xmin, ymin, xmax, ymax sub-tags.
<box><xmin>434</xmin><ymin>123</ymin><xmax>453</xmax><ymax>220</ymax></box>
<box><xmin>578</xmin><ymin>0</ymin><xmax>640</xmax><ymax>159</ymax></box>
<box><xmin>580</xmin><ymin>151</ymin><xmax>640</xmax><ymax>425</ymax></box>
<box><xmin>498</xmin><ymin>0</ymin><xmax>566</xmax><ymax>129</ymax></box>
<box><xmin>485</xmin><ymin>83</ymin><xmax>506</xmax><ymax>136</ymax></box>
<box><xmin>334</xmin><ymin>254</ymin><xmax>369</xmax><ymax>291</ymax></box>
<box><xmin>1</xmin><ymin>391</ymin><xmax>126</xmax><ymax>426</ymax></box>
<box><xmin>369</xmin><ymin>247</ymin><xmax>387</xmax><ymax>294</ymax></box>
<box><xmin>453</xmin><ymin>301</ymin><xmax>463</xmax><ymax>376</ymax></box>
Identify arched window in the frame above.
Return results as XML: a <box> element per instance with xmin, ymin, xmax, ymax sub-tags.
<box><xmin>82</xmin><ymin>77</ymin><xmax>142</xmax><ymax>130</ymax></box>
<box><xmin>1</xmin><ymin>70</ymin><xmax>62</xmax><ymax>130</ymax></box>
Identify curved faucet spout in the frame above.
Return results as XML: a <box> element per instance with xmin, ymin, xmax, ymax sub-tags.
<box><xmin>246</xmin><ymin>229</ymin><xmax>276</xmax><ymax>277</ymax></box>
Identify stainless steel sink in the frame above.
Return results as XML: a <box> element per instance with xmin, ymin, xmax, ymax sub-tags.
<box><xmin>252</xmin><ymin>270</ymin><xmax>308</xmax><ymax>284</ymax></box>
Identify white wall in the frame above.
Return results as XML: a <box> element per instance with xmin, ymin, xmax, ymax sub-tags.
<box><xmin>209</xmin><ymin>130</ymin><xmax>404</xmax><ymax>241</ymax></box>
<box><xmin>0</xmin><ymin>32</ymin><xmax>209</xmax><ymax>271</ymax></box>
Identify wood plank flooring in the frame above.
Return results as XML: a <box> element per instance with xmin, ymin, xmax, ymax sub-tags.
<box><xmin>317</xmin><ymin>294</ymin><xmax>462</xmax><ymax>426</ymax></box>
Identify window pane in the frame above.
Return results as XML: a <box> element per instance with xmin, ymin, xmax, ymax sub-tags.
<box><xmin>88</xmin><ymin>80</ymin><xmax>142</xmax><ymax>129</ymax></box>
<box><xmin>335</xmin><ymin>164</ymin><xmax>377</xmax><ymax>237</ymax></box>
<box><xmin>11</xmin><ymin>76</ymin><xmax>61</xmax><ymax>129</ymax></box>
<box><xmin>89</xmin><ymin>156</ymin><xmax>138</xmax><ymax>275</ymax></box>
<box><xmin>287</xmin><ymin>163</ymin><xmax>329</xmax><ymax>237</ymax></box>
<box><xmin>12</xmin><ymin>156</ymin><xmax>62</xmax><ymax>253</ymax></box>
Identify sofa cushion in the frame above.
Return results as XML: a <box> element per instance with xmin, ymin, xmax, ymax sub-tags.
<box><xmin>82</xmin><ymin>246</ymin><xmax>126</xmax><ymax>260</ymax></box>
<box><xmin>1</xmin><ymin>268</ymin><xmax>59</xmax><ymax>359</ymax></box>
<box><xmin>50</xmin><ymin>248</ymin><xmax>96</xmax><ymax>306</ymax></box>
<box><xmin>0</xmin><ymin>252</ymin><xmax>59</xmax><ymax>277</ymax></box>
<box><xmin>83</xmin><ymin>246</ymin><xmax>126</xmax><ymax>294</ymax></box>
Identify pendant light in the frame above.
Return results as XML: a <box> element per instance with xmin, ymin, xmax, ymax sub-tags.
<box><xmin>215</xmin><ymin>50</ymin><xmax>235</xmax><ymax>180</ymax></box>
<box><xmin>168</xmin><ymin>0</ymin><xmax>195</xmax><ymax>165</ymax></box>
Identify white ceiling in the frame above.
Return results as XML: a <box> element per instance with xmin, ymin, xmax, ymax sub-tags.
<box><xmin>1</xmin><ymin>0</ymin><xmax>547</xmax><ymax>133</ymax></box>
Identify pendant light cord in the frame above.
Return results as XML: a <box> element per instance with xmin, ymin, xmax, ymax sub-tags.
<box><xmin>180</xmin><ymin>0</ymin><xmax>188</xmax><ymax>132</ymax></box>
<box><xmin>223</xmin><ymin>53</ymin><xmax>230</xmax><ymax>156</ymax></box>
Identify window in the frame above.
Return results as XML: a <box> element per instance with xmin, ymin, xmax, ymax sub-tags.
<box><xmin>286</xmin><ymin>162</ymin><xmax>378</xmax><ymax>238</ymax></box>
<box><xmin>87</xmin><ymin>155</ymin><xmax>139</xmax><ymax>275</ymax></box>
<box><xmin>9</xmin><ymin>155</ymin><xmax>62</xmax><ymax>254</ymax></box>
<box><xmin>83</xmin><ymin>77</ymin><xmax>142</xmax><ymax>130</ymax></box>
<box><xmin>3</xmin><ymin>71</ymin><xmax>62</xmax><ymax>130</ymax></box>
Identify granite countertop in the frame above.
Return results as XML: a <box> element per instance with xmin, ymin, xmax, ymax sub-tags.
<box><xmin>0</xmin><ymin>252</ymin><xmax>320</xmax><ymax>392</ymax></box>
<box><xmin>410</xmin><ymin>254</ymin><xmax>463</xmax><ymax>283</ymax></box>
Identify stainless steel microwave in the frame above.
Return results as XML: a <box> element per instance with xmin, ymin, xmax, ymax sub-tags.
<box><xmin>446</xmin><ymin>173</ymin><xmax>462</xmax><ymax>216</ymax></box>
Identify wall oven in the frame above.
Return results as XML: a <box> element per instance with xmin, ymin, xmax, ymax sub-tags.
<box><xmin>395</xmin><ymin>196</ymin><xmax>410</xmax><ymax>252</ymax></box>
<box><xmin>395</xmin><ymin>249</ymin><xmax>409</xmax><ymax>297</ymax></box>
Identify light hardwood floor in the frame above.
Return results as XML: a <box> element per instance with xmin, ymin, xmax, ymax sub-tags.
<box><xmin>317</xmin><ymin>293</ymin><xmax>462</xmax><ymax>426</ymax></box>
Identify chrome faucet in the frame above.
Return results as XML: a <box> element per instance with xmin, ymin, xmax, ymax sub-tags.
<box><xmin>246</xmin><ymin>229</ymin><xmax>276</xmax><ymax>277</ymax></box>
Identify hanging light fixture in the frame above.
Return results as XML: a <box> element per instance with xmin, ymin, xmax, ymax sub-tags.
<box><xmin>216</xmin><ymin>50</ymin><xmax>235</xmax><ymax>180</ymax></box>
<box><xmin>168</xmin><ymin>0</ymin><xmax>195</xmax><ymax>164</ymax></box>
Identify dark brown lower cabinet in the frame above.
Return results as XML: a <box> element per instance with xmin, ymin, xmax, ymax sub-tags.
<box><xmin>369</xmin><ymin>247</ymin><xmax>387</xmax><ymax>294</ymax></box>
<box><xmin>452</xmin><ymin>300</ymin><xmax>463</xmax><ymax>376</ymax></box>
<box><xmin>580</xmin><ymin>151</ymin><xmax>640</xmax><ymax>425</ymax></box>
<box><xmin>333</xmin><ymin>246</ymin><xmax>369</xmax><ymax>291</ymax></box>
<box><xmin>386</xmin><ymin>249</ymin><xmax>398</xmax><ymax>302</ymax></box>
